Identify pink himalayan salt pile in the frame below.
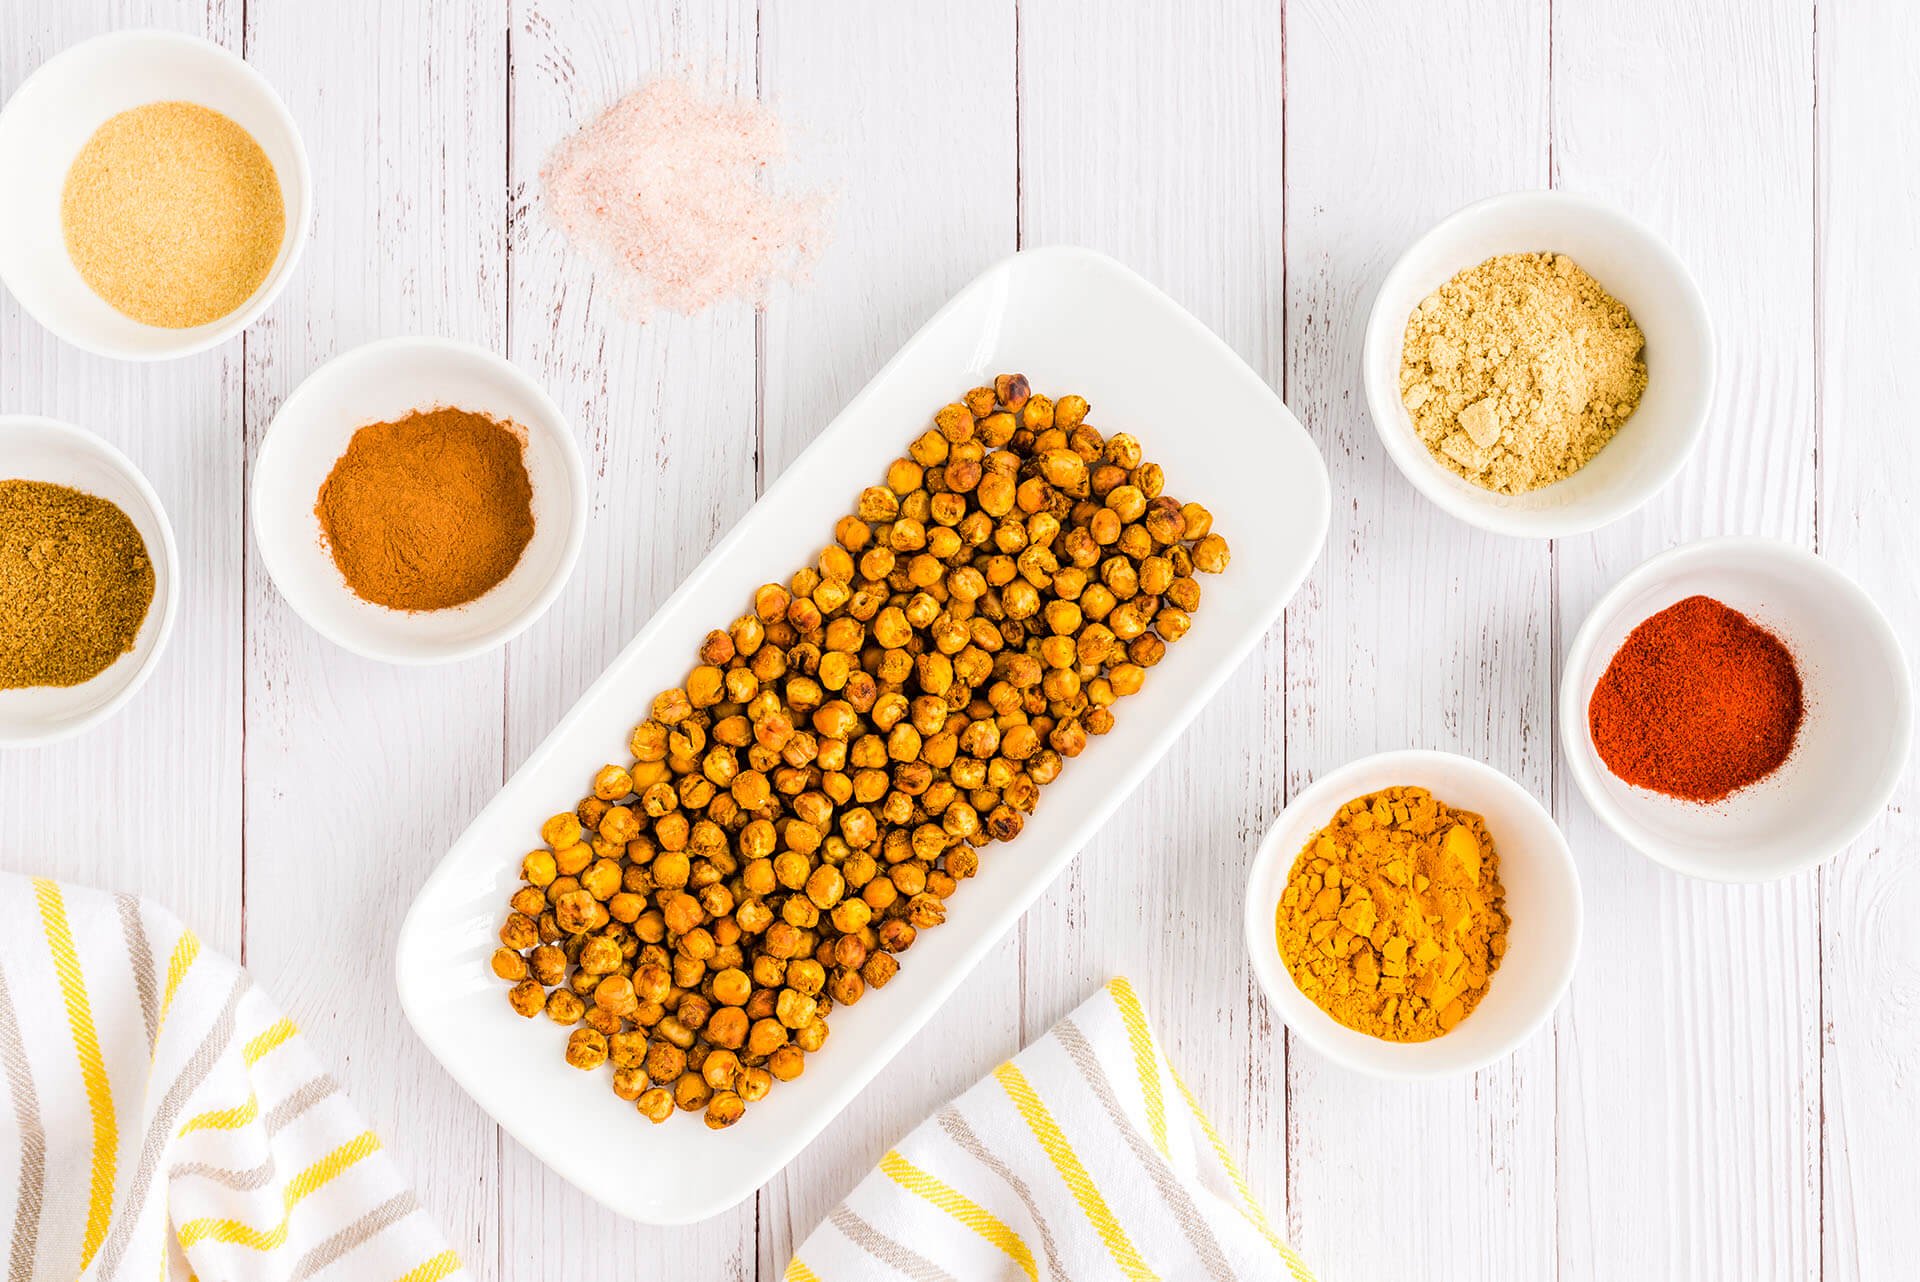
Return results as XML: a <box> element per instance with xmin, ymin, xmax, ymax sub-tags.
<box><xmin>541</xmin><ymin>75</ymin><xmax>832</xmax><ymax>316</ymax></box>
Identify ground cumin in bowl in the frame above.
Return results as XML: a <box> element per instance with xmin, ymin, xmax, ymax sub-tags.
<box><xmin>251</xmin><ymin>336</ymin><xmax>586</xmax><ymax>665</ymax></box>
<box><xmin>0</xmin><ymin>416</ymin><xmax>180</xmax><ymax>746</ymax></box>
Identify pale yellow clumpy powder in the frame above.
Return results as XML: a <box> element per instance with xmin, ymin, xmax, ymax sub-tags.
<box><xmin>1399</xmin><ymin>252</ymin><xmax>1647</xmax><ymax>495</ymax></box>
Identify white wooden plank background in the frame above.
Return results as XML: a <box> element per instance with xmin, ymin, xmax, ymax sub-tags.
<box><xmin>1</xmin><ymin>1</ymin><xmax>1913</xmax><ymax>1278</ymax></box>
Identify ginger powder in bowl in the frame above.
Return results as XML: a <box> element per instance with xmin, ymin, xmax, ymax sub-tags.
<box><xmin>1400</xmin><ymin>251</ymin><xmax>1647</xmax><ymax>495</ymax></box>
<box><xmin>61</xmin><ymin>100</ymin><xmax>285</xmax><ymax>329</ymax></box>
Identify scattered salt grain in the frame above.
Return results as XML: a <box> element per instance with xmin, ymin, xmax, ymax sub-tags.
<box><xmin>541</xmin><ymin>75</ymin><xmax>832</xmax><ymax>316</ymax></box>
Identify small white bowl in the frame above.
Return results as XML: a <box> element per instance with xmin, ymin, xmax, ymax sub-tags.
<box><xmin>0</xmin><ymin>30</ymin><xmax>312</xmax><ymax>360</ymax></box>
<box><xmin>251</xmin><ymin>337</ymin><xmax>587</xmax><ymax>665</ymax></box>
<box><xmin>1560</xmin><ymin>538</ymin><xmax>1912</xmax><ymax>883</ymax></box>
<box><xmin>1244</xmin><ymin>749</ymin><xmax>1582</xmax><ymax>1079</ymax></box>
<box><xmin>1363</xmin><ymin>191</ymin><xmax>1715</xmax><ymax>537</ymax></box>
<box><xmin>0</xmin><ymin>417</ymin><xmax>179</xmax><ymax>745</ymax></box>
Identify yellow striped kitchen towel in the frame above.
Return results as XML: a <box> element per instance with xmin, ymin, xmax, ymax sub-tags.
<box><xmin>0</xmin><ymin>874</ymin><xmax>465</xmax><ymax>1281</ymax></box>
<box><xmin>789</xmin><ymin>977</ymin><xmax>1314</xmax><ymax>1282</ymax></box>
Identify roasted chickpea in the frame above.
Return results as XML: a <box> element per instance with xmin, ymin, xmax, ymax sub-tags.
<box><xmin>862</xmin><ymin>952</ymin><xmax>900</xmax><ymax>989</ymax></box>
<box><xmin>712</xmin><ymin>966</ymin><xmax>752</xmax><ymax>1006</ymax></box>
<box><xmin>501</xmin><ymin>378</ymin><xmax>1221</xmax><ymax>1126</ymax></box>
<box><xmin>506</xmin><ymin>980</ymin><xmax>546</xmax><ymax>1018</ymax></box>
<box><xmin>707</xmin><ymin>1006</ymin><xmax>749</xmax><ymax>1050</ymax></box>
<box><xmin>564</xmin><ymin>1027</ymin><xmax>608</xmax><ymax>1070</ymax></box>
<box><xmin>1193</xmin><ymin>532</ymin><xmax>1231</xmax><ymax>574</ymax></box>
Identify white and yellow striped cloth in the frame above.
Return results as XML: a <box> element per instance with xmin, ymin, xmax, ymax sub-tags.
<box><xmin>789</xmin><ymin>977</ymin><xmax>1315</xmax><ymax>1282</ymax></box>
<box><xmin>0</xmin><ymin>874</ymin><xmax>464</xmax><ymax>1282</ymax></box>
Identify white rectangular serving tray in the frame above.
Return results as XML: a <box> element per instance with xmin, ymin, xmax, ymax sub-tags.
<box><xmin>396</xmin><ymin>246</ymin><xmax>1331</xmax><ymax>1224</ymax></box>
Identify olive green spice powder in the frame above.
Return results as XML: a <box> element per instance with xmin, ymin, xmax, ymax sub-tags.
<box><xmin>0</xmin><ymin>480</ymin><xmax>155</xmax><ymax>689</ymax></box>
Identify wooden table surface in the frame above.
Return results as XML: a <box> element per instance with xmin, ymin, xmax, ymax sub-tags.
<box><xmin>3</xmin><ymin>2</ymin><xmax>1913</xmax><ymax>1278</ymax></box>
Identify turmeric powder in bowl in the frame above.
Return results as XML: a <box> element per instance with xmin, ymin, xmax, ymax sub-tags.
<box><xmin>1276</xmin><ymin>786</ymin><xmax>1508</xmax><ymax>1042</ymax></box>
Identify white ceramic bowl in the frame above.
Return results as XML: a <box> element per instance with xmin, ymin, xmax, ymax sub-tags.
<box><xmin>0</xmin><ymin>30</ymin><xmax>312</xmax><ymax>360</ymax></box>
<box><xmin>251</xmin><ymin>337</ymin><xmax>587</xmax><ymax>664</ymax></box>
<box><xmin>1244</xmin><ymin>749</ymin><xmax>1582</xmax><ymax>1079</ymax></box>
<box><xmin>0</xmin><ymin>417</ymin><xmax>179</xmax><ymax>745</ymax></box>
<box><xmin>1560</xmin><ymin>538</ymin><xmax>1912</xmax><ymax>882</ymax></box>
<box><xmin>1362</xmin><ymin>191</ymin><xmax>1715</xmax><ymax>537</ymax></box>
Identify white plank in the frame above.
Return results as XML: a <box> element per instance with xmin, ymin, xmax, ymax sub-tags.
<box><xmin>753</xmin><ymin>0</ymin><xmax>1020</xmax><ymax>1270</ymax></box>
<box><xmin>10</xmin><ymin>4</ymin><xmax>1911</xmax><ymax>1275</ymax></box>
<box><xmin>497</xmin><ymin>2</ymin><xmax>761</xmax><ymax>1275</ymax></box>
<box><xmin>0</xmin><ymin>5</ymin><xmax>245</xmax><ymax>953</ymax></box>
<box><xmin>1550</xmin><ymin>1</ymin><xmax>1820</xmax><ymax>1276</ymax></box>
<box><xmin>1015</xmin><ymin>0</ymin><xmax>1305</xmax><ymax>1266</ymax></box>
<box><xmin>1283</xmin><ymin>1</ymin><xmax>1556</xmax><ymax>1277</ymax></box>
<box><xmin>1816</xmin><ymin>1</ymin><xmax>1920</xmax><ymax>1275</ymax></box>
<box><xmin>241</xmin><ymin>0</ymin><xmax>506</xmax><ymax>1271</ymax></box>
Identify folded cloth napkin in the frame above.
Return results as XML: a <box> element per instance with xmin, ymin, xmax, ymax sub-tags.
<box><xmin>0</xmin><ymin>874</ymin><xmax>465</xmax><ymax>1282</ymax></box>
<box><xmin>789</xmin><ymin>977</ymin><xmax>1314</xmax><ymax>1282</ymax></box>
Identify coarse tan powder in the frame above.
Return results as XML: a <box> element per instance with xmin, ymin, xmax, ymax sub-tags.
<box><xmin>62</xmin><ymin>101</ymin><xmax>285</xmax><ymax>329</ymax></box>
<box><xmin>540</xmin><ymin>75</ymin><xmax>831</xmax><ymax>316</ymax></box>
<box><xmin>1399</xmin><ymin>252</ymin><xmax>1647</xmax><ymax>494</ymax></box>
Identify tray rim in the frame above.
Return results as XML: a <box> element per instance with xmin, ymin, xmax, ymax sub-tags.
<box><xmin>395</xmin><ymin>244</ymin><xmax>1332</xmax><ymax>1224</ymax></box>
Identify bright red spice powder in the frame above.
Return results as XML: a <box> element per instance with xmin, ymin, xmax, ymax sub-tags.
<box><xmin>1588</xmin><ymin>594</ymin><xmax>1804</xmax><ymax>802</ymax></box>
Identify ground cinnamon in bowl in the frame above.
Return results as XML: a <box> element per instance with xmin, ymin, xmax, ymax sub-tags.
<box><xmin>315</xmin><ymin>408</ymin><xmax>535</xmax><ymax>611</ymax></box>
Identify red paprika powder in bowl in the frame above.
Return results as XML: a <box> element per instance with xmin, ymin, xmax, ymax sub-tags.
<box><xmin>1560</xmin><ymin>538</ymin><xmax>1910</xmax><ymax>882</ymax></box>
<box><xmin>1587</xmin><ymin>594</ymin><xmax>1804</xmax><ymax>803</ymax></box>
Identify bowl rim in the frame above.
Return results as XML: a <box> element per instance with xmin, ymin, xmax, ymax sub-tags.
<box><xmin>1242</xmin><ymin>747</ymin><xmax>1583</xmax><ymax>1080</ymax></box>
<box><xmin>0</xmin><ymin>27</ymin><xmax>314</xmax><ymax>362</ymax></box>
<box><xmin>1558</xmin><ymin>535</ymin><xmax>1915</xmax><ymax>883</ymax></box>
<box><xmin>1361</xmin><ymin>188</ymin><xmax>1717</xmax><ymax>538</ymax></box>
<box><xmin>250</xmin><ymin>335</ymin><xmax>589</xmax><ymax>666</ymax></box>
<box><xmin>0</xmin><ymin>415</ymin><xmax>182</xmax><ymax>746</ymax></box>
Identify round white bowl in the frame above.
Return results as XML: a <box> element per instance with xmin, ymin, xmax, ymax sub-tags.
<box><xmin>0</xmin><ymin>29</ymin><xmax>312</xmax><ymax>361</ymax></box>
<box><xmin>0</xmin><ymin>417</ymin><xmax>180</xmax><ymax>746</ymax></box>
<box><xmin>1363</xmin><ymin>191</ymin><xmax>1715</xmax><ymax>537</ymax></box>
<box><xmin>251</xmin><ymin>337</ymin><xmax>587</xmax><ymax>665</ymax></box>
<box><xmin>1560</xmin><ymin>538</ymin><xmax>1912</xmax><ymax>883</ymax></box>
<box><xmin>1244</xmin><ymin>749</ymin><xmax>1582</xmax><ymax>1079</ymax></box>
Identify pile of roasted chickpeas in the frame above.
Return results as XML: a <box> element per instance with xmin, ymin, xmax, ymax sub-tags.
<box><xmin>492</xmin><ymin>376</ymin><xmax>1230</xmax><ymax>1130</ymax></box>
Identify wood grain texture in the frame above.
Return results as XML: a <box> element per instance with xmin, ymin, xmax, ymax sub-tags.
<box><xmin>753</xmin><ymin>2</ymin><xmax>1021</xmax><ymax>1272</ymax></box>
<box><xmin>241</xmin><ymin>0</ymin><xmax>506</xmax><ymax>1270</ymax></box>
<box><xmin>1016</xmin><ymin>0</ymin><xmax>1297</xmax><ymax>1269</ymax></box>
<box><xmin>1282</xmin><ymin>2</ymin><xmax>1555</xmax><ymax>1277</ymax></box>
<box><xmin>1816</xmin><ymin>1</ymin><xmax>1920</xmax><ymax>1275</ymax></box>
<box><xmin>498</xmin><ymin>3</ymin><xmax>760</xmax><ymax>1277</ymax></box>
<box><xmin>1550</xmin><ymin>2</ymin><xmax>1821</xmax><ymax>1277</ymax></box>
<box><xmin>0</xmin><ymin>1</ymin><xmax>245</xmax><ymax>954</ymax></box>
<box><xmin>3</xmin><ymin>1</ymin><xmax>1913</xmax><ymax>1275</ymax></box>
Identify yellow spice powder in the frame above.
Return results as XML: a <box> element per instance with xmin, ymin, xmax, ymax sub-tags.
<box><xmin>61</xmin><ymin>101</ymin><xmax>285</xmax><ymax>329</ymax></box>
<box><xmin>1276</xmin><ymin>786</ymin><xmax>1508</xmax><ymax>1042</ymax></box>
<box><xmin>1399</xmin><ymin>251</ymin><xmax>1647</xmax><ymax>494</ymax></box>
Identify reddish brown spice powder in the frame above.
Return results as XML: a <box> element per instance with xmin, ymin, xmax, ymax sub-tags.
<box><xmin>315</xmin><ymin>407</ymin><xmax>534</xmax><ymax>611</ymax></box>
<box><xmin>1588</xmin><ymin>594</ymin><xmax>1804</xmax><ymax>802</ymax></box>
